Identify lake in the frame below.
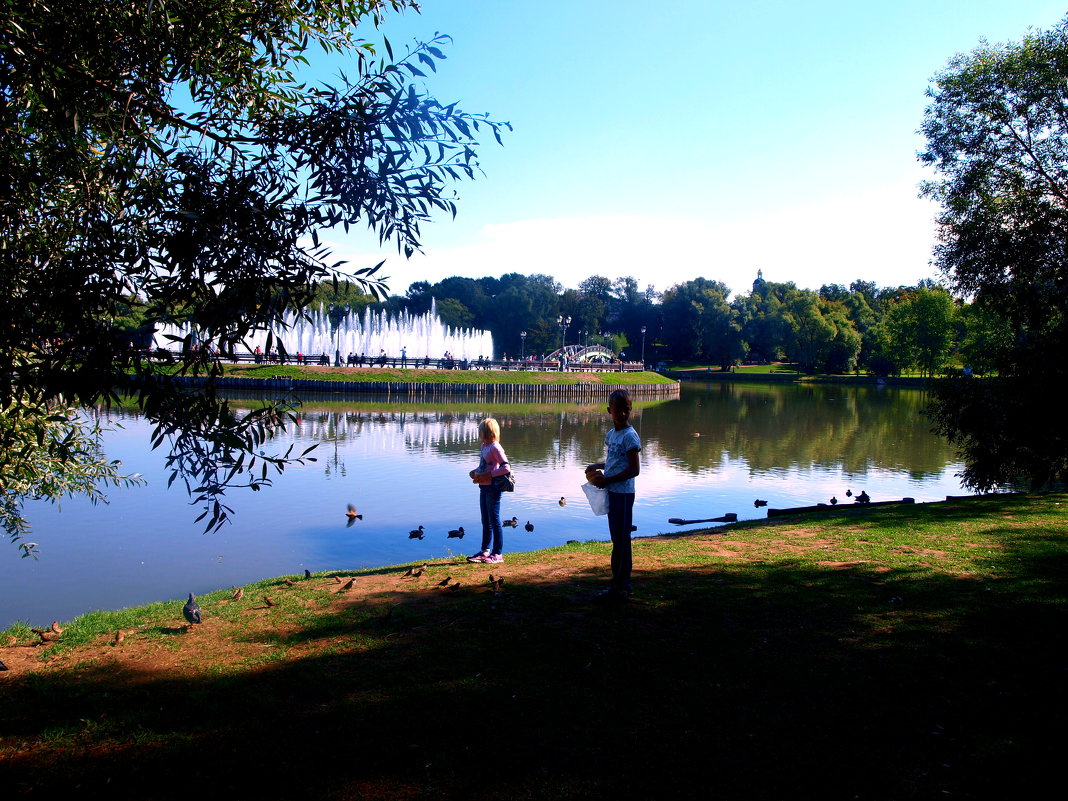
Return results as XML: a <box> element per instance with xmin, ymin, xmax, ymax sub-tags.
<box><xmin>2</xmin><ymin>381</ymin><xmax>967</xmax><ymax>629</ymax></box>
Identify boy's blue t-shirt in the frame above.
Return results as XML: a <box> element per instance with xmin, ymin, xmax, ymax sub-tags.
<box><xmin>604</xmin><ymin>425</ymin><xmax>641</xmax><ymax>494</ymax></box>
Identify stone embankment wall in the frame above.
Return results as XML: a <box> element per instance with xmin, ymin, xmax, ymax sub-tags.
<box><xmin>169</xmin><ymin>376</ymin><xmax>681</xmax><ymax>401</ymax></box>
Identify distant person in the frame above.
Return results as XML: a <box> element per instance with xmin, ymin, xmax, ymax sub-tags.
<box><xmin>401</xmin><ymin>346</ymin><xmax>407</xmax><ymax>367</ymax></box>
<box><xmin>467</xmin><ymin>418</ymin><xmax>511</xmax><ymax>564</ymax></box>
<box><xmin>585</xmin><ymin>389</ymin><xmax>641</xmax><ymax>601</ymax></box>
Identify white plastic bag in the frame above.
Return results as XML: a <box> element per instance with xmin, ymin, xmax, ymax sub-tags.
<box><xmin>581</xmin><ymin>482</ymin><xmax>609</xmax><ymax>516</ymax></box>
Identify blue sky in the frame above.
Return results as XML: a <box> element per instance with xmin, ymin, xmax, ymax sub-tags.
<box><xmin>312</xmin><ymin>0</ymin><xmax>1067</xmax><ymax>299</ymax></box>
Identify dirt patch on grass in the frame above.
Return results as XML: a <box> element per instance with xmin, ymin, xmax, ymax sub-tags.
<box><xmin>0</xmin><ymin>550</ymin><xmax>614</xmax><ymax>680</ymax></box>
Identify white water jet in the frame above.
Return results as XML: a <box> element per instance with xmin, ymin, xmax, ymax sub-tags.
<box><xmin>153</xmin><ymin>298</ymin><xmax>494</xmax><ymax>360</ymax></box>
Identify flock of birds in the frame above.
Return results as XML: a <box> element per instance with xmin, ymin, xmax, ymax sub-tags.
<box><xmin>753</xmin><ymin>489</ymin><xmax>871</xmax><ymax>508</ymax></box>
<box><xmin>397</xmin><ymin>516</ymin><xmax>534</xmax><ymax>542</ymax></box>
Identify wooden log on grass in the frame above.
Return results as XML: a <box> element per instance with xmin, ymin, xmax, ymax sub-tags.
<box><xmin>767</xmin><ymin>498</ymin><xmax>914</xmax><ymax>518</ymax></box>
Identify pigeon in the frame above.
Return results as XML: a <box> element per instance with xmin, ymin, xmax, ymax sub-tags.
<box><xmin>333</xmin><ymin>576</ymin><xmax>343</xmax><ymax>584</ymax></box>
<box><xmin>502</xmin><ymin>516</ymin><xmax>519</xmax><ymax>528</ymax></box>
<box><xmin>304</xmin><ymin>569</ymin><xmax>312</xmax><ymax>580</ymax></box>
<box><xmin>340</xmin><ymin>578</ymin><xmax>356</xmax><ymax>590</ymax></box>
<box><xmin>284</xmin><ymin>579</ymin><xmax>295</xmax><ymax>586</ymax></box>
<box><xmin>447</xmin><ymin>527</ymin><xmax>466</xmax><ymax>539</ymax></box>
<box><xmin>489</xmin><ymin>575</ymin><xmax>505</xmax><ymax>594</ymax></box>
<box><xmin>437</xmin><ymin>576</ymin><xmax>453</xmax><ymax>587</ymax></box>
<box><xmin>447</xmin><ymin>581</ymin><xmax>462</xmax><ymax>592</ymax></box>
<box><xmin>524</xmin><ymin>521</ymin><xmax>534</xmax><ymax>532</ymax></box>
<box><xmin>114</xmin><ymin>631</ymin><xmax>125</xmax><ymax>644</ymax></box>
<box><xmin>408</xmin><ymin>525</ymin><xmax>425</xmax><ymax>540</ymax></box>
<box><xmin>346</xmin><ymin>504</ymin><xmax>363</xmax><ymax>521</ymax></box>
<box><xmin>403</xmin><ymin>564</ymin><xmax>427</xmax><ymax>577</ymax></box>
<box><xmin>559</xmin><ymin>497</ymin><xmax>567</xmax><ymax>506</ymax></box>
<box><xmin>754</xmin><ymin>499</ymin><xmax>768</xmax><ymax>508</ymax></box>
<box><xmin>183</xmin><ymin>593</ymin><xmax>203</xmax><ymax>625</ymax></box>
<box><xmin>263</xmin><ymin>596</ymin><xmax>277</xmax><ymax>607</ymax></box>
<box><xmin>231</xmin><ymin>586</ymin><xmax>244</xmax><ymax>601</ymax></box>
<box><xmin>31</xmin><ymin>628</ymin><xmax>56</xmax><ymax>643</ymax></box>
<box><xmin>0</xmin><ymin>659</ymin><xmax>8</xmax><ymax>671</ymax></box>
<box><xmin>50</xmin><ymin>621</ymin><xmax>64</xmax><ymax>635</ymax></box>
<box><xmin>830</xmin><ymin>496</ymin><xmax>838</xmax><ymax>506</ymax></box>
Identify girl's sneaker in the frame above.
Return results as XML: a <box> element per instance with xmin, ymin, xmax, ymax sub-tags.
<box><xmin>467</xmin><ymin>552</ymin><xmax>491</xmax><ymax>563</ymax></box>
<box><xmin>486</xmin><ymin>553</ymin><xmax>505</xmax><ymax>563</ymax></box>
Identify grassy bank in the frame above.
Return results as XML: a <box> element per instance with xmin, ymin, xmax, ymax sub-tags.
<box><xmin>2</xmin><ymin>494</ymin><xmax>1066</xmax><ymax>799</ymax></box>
<box><xmin>213</xmin><ymin>364</ymin><xmax>676</xmax><ymax>385</ymax></box>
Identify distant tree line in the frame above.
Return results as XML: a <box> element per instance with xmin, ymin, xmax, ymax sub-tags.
<box><xmin>285</xmin><ymin>270</ymin><xmax>1001</xmax><ymax>376</ymax></box>
<box><xmin>111</xmin><ymin>267</ymin><xmax>1008</xmax><ymax>375</ymax></box>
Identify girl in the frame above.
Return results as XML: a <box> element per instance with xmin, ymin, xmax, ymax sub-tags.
<box><xmin>467</xmin><ymin>418</ymin><xmax>510</xmax><ymax>564</ymax></box>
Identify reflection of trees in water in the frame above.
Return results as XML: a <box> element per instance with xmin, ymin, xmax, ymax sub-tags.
<box><xmin>644</xmin><ymin>383</ymin><xmax>956</xmax><ymax>478</ymax></box>
<box><xmin>96</xmin><ymin>384</ymin><xmax>959</xmax><ymax>479</ymax></box>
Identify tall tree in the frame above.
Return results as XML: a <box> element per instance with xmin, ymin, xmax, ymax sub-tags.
<box><xmin>920</xmin><ymin>16</ymin><xmax>1068</xmax><ymax>489</ymax></box>
<box><xmin>1</xmin><ymin>1</ymin><xmax>508</xmax><ymax>553</ymax></box>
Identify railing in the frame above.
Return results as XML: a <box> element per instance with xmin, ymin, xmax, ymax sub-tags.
<box><xmin>147</xmin><ymin>349</ymin><xmax>647</xmax><ymax>372</ymax></box>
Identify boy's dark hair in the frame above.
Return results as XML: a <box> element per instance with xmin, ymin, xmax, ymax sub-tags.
<box><xmin>608</xmin><ymin>389</ymin><xmax>632</xmax><ymax>408</ymax></box>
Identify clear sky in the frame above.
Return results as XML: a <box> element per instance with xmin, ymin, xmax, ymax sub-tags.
<box><xmin>311</xmin><ymin>0</ymin><xmax>1067</xmax><ymax>299</ymax></box>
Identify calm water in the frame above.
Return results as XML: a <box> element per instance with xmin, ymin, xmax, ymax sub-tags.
<box><xmin>2</xmin><ymin>381</ymin><xmax>966</xmax><ymax>628</ymax></box>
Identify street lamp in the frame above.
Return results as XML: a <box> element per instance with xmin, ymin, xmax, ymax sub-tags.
<box><xmin>520</xmin><ymin>331</ymin><xmax>526</xmax><ymax>361</ymax></box>
<box><xmin>640</xmin><ymin>325</ymin><xmax>647</xmax><ymax>368</ymax></box>
<box><xmin>557</xmin><ymin>315</ymin><xmax>571</xmax><ymax>351</ymax></box>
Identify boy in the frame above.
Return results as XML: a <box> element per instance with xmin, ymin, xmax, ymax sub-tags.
<box><xmin>585</xmin><ymin>389</ymin><xmax>641</xmax><ymax>601</ymax></box>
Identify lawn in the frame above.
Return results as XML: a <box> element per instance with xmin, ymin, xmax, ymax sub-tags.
<box><xmin>2</xmin><ymin>493</ymin><xmax>1065</xmax><ymax>799</ymax></box>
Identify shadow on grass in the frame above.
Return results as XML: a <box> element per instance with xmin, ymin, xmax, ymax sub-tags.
<box><xmin>1</xmin><ymin>522</ymin><xmax>1065</xmax><ymax>800</ymax></box>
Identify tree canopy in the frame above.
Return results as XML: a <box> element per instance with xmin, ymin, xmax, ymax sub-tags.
<box><xmin>1</xmin><ymin>1</ymin><xmax>509</xmax><ymax>554</ymax></box>
<box><xmin>920</xmin><ymin>16</ymin><xmax>1068</xmax><ymax>490</ymax></box>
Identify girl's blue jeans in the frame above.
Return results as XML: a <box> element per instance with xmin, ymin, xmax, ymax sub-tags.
<box><xmin>479</xmin><ymin>484</ymin><xmax>504</xmax><ymax>554</ymax></box>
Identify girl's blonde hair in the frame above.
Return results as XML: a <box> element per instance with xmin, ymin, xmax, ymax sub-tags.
<box><xmin>478</xmin><ymin>418</ymin><xmax>500</xmax><ymax>441</ymax></box>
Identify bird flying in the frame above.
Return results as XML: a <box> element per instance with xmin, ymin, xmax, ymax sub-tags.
<box><xmin>346</xmin><ymin>504</ymin><xmax>363</xmax><ymax>521</ymax></box>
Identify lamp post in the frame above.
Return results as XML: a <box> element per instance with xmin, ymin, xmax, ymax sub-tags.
<box><xmin>640</xmin><ymin>325</ymin><xmax>647</xmax><ymax>368</ymax></box>
<box><xmin>520</xmin><ymin>331</ymin><xmax>526</xmax><ymax>361</ymax></box>
<box><xmin>557</xmin><ymin>315</ymin><xmax>571</xmax><ymax>351</ymax></box>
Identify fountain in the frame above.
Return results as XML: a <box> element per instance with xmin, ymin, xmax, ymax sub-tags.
<box><xmin>153</xmin><ymin>298</ymin><xmax>495</xmax><ymax>360</ymax></box>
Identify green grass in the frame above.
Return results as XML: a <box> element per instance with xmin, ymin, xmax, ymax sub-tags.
<box><xmin>2</xmin><ymin>494</ymin><xmax>1066</xmax><ymax>799</ymax></box>
<box><xmin>218</xmin><ymin>364</ymin><xmax>676</xmax><ymax>385</ymax></box>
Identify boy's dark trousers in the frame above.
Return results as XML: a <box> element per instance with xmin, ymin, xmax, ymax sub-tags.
<box><xmin>607</xmin><ymin>491</ymin><xmax>635</xmax><ymax>591</ymax></box>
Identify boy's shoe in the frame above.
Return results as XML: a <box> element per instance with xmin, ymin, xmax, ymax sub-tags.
<box><xmin>593</xmin><ymin>587</ymin><xmax>630</xmax><ymax>603</ymax></box>
<box><xmin>467</xmin><ymin>552</ymin><xmax>491</xmax><ymax>563</ymax></box>
<box><xmin>486</xmin><ymin>553</ymin><xmax>505</xmax><ymax>563</ymax></box>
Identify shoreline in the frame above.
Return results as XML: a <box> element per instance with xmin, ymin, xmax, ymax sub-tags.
<box><xmin>663</xmin><ymin>368</ymin><xmax>932</xmax><ymax>386</ymax></box>
<box><xmin>2</xmin><ymin>491</ymin><xmax>1021</xmax><ymax>633</ymax></box>
<box><xmin>165</xmin><ymin>368</ymin><xmax>682</xmax><ymax>400</ymax></box>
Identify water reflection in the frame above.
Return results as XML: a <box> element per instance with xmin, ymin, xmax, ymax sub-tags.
<box><xmin>2</xmin><ymin>382</ymin><xmax>964</xmax><ymax>628</ymax></box>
